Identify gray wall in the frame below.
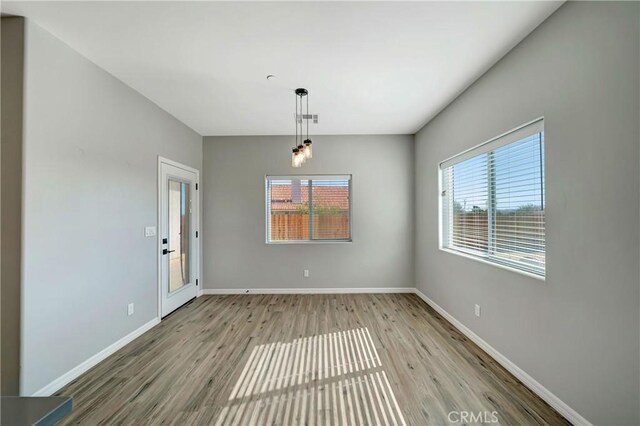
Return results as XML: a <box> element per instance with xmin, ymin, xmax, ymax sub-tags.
<box><xmin>1</xmin><ymin>16</ymin><xmax>25</xmax><ymax>396</ymax></box>
<box><xmin>414</xmin><ymin>2</ymin><xmax>639</xmax><ymax>425</ymax></box>
<box><xmin>20</xmin><ymin>21</ymin><xmax>202</xmax><ymax>395</ymax></box>
<box><xmin>203</xmin><ymin>135</ymin><xmax>414</xmax><ymax>290</ymax></box>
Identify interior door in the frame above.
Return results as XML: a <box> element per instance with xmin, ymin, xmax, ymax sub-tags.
<box><xmin>159</xmin><ymin>159</ymin><xmax>198</xmax><ymax>318</ymax></box>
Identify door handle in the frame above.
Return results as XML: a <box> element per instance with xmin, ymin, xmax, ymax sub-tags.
<box><xmin>162</xmin><ymin>249</ymin><xmax>176</xmax><ymax>255</ymax></box>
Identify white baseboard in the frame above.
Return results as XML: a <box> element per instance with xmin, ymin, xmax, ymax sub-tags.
<box><xmin>32</xmin><ymin>317</ymin><xmax>160</xmax><ymax>396</ymax></box>
<box><xmin>201</xmin><ymin>287</ymin><xmax>414</xmax><ymax>295</ymax></box>
<box><xmin>412</xmin><ymin>288</ymin><xmax>591</xmax><ymax>426</ymax></box>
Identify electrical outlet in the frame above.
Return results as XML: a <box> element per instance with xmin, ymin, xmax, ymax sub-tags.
<box><xmin>474</xmin><ymin>304</ymin><xmax>481</xmax><ymax>318</ymax></box>
<box><xmin>128</xmin><ymin>303</ymin><xmax>135</xmax><ymax>316</ymax></box>
<box><xmin>303</xmin><ymin>269</ymin><xmax>310</xmax><ymax>278</ymax></box>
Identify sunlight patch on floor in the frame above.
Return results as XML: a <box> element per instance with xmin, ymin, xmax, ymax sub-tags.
<box><xmin>215</xmin><ymin>328</ymin><xmax>406</xmax><ymax>426</ymax></box>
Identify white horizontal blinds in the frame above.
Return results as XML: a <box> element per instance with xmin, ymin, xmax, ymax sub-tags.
<box><xmin>310</xmin><ymin>178</ymin><xmax>351</xmax><ymax>240</ymax></box>
<box><xmin>444</xmin><ymin>154</ymin><xmax>490</xmax><ymax>253</ymax></box>
<box><xmin>441</xmin><ymin>119</ymin><xmax>545</xmax><ymax>276</ymax></box>
<box><xmin>266</xmin><ymin>176</ymin><xmax>351</xmax><ymax>242</ymax></box>
<box><xmin>441</xmin><ymin>119</ymin><xmax>544</xmax><ymax>169</ymax></box>
<box><xmin>267</xmin><ymin>179</ymin><xmax>311</xmax><ymax>241</ymax></box>
<box><xmin>491</xmin><ymin>132</ymin><xmax>545</xmax><ymax>275</ymax></box>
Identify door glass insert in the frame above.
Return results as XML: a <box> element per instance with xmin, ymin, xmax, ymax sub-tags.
<box><xmin>168</xmin><ymin>180</ymin><xmax>190</xmax><ymax>293</ymax></box>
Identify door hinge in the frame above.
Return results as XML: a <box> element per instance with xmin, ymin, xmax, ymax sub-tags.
<box><xmin>196</xmin><ymin>183</ymin><xmax>198</xmax><ymax>190</ymax></box>
<box><xmin>196</xmin><ymin>231</ymin><xmax>199</xmax><ymax>238</ymax></box>
<box><xmin>196</xmin><ymin>279</ymin><xmax>199</xmax><ymax>286</ymax></box>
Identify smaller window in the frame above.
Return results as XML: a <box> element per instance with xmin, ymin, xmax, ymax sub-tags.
<box><xmin>266</xmin><ymin>175</ymin><xmax>352</xmax><ymax>243</ymax></box>
<box><xmin>440</xmin><ymin>119</ymin><xmax>545</xmax><ymax>277</ymax></box>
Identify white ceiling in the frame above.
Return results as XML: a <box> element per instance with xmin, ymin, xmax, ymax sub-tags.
<box><xmin>4</xmin><ymin>1</ymin><xmax>562</xmax><ymax>136</ymax></box>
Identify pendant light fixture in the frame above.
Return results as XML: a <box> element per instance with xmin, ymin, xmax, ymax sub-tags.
<box><xmin>291</xmin><ymin>88</ymin><xmax>313</xmax><ymax>168</ymax></box>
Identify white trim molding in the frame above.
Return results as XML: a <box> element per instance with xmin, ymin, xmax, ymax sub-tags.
<box><xmin>31</xmin><ymin>318</ymin><xmax>160</xmax><ymax>397</ymax></box>
<box><xmin>201</xmin><ymin>287</ymin><xmax>414</xmax><ymax>295</ymax></box>
<box><xmin>412</xmin><ymin>288</ymin><xmax>592</xmax><ymax>426</ymax></box>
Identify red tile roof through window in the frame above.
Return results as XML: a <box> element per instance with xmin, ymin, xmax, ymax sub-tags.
<box><xmin>270</xmin><ymin>184</ymin><xmax>349</xmax><ymax>211</ymax></box>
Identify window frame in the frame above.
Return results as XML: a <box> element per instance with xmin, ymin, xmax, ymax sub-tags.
<box><xmin>438</xmin><ymin>118</ymin><xmax>545</xmax><ymax>281</ymax></box>
<box><xmin>265</xmin><ymin>174</ymin><xmax>353</xmax><ymax>244</ymax></box>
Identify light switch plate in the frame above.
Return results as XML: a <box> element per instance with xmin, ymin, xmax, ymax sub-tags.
<box><xmin>145</xmin><ymin>226</ymin><xmax>156</xmax><ymax>237</ymax></box>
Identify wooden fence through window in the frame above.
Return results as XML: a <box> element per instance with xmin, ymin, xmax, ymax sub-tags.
<box><xmin>270</xmin><ymin>212</ymin><xmax>350</xmax><ymax>241</ymax></box>
<box><xmin>452</xmin><ymin>211</ymin><xmax>545</xmax><ymax>256</ymax></box>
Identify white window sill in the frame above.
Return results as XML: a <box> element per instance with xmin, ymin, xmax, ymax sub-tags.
<box><xmin>439</xmin><ymin>247</ymin><xmax>545</xmax><ymax>282</ymax></box>
<box><xmin>267</xmin><ymin>240</ymin><xmax>352</xmax><ymax>245</ymax></box>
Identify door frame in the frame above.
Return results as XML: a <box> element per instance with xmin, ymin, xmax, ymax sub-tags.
<box><xmin>157</xmin><ymin>156</ymin><xmax>201</xmax><ymax>319</ymax></box>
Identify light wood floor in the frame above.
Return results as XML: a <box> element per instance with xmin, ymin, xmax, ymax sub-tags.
<box><xmin>56</xmin><ymin>294</ymin><xmax>569</xmax><ymax>425</ymax></box>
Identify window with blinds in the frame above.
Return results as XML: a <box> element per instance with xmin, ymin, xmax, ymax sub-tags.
<box><xmin>440</xmin><ymin>119</ymin><xmax>545</xmax><ymax>277</ymax></box>
<box><xmin>266</xmin><ymin>175</ymin><xmax>352</xmax><ymax>243</ymax></box>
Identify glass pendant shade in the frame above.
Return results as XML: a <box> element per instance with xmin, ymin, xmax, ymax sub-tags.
<box><xmin>292</xmin><ymin>148</ymin><xmax>301</xmax><ymax>168</ymax></box>
<box><xmin>304</xmin><ymin>140</ymin><xmax>312</xmax><ymax>159</ymax></box>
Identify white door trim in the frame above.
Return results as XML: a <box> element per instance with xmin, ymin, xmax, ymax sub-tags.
<box><xmin>157</xmin><ymin>156</ymin><xmax>200</xmax><ymax>319</ymax></box>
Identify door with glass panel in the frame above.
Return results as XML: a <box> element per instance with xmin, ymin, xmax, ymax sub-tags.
<box><xmin>159</xmin><ymin>158</ymin><xmax>199</xmax><ymax>318</ymax></box>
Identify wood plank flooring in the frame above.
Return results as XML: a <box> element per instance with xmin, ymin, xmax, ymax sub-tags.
<box><xmin>56</xmin><ymin>294</ymin><xmax>569</xmax><ymax>425</ymax></box>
